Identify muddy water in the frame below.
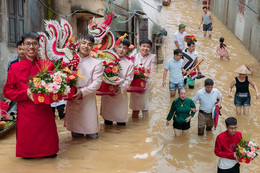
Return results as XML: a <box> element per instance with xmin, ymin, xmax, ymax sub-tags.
<box><xmin>1</xmin><ymin>0</ymin><xmax>260</xmax><ymax>172</ymax></box>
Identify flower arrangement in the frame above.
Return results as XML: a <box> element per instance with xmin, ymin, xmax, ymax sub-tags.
<box><xmin>184</xmin><ymin>35</ymin><xmax>197</xmax><ymax>42</ymax></box>
<box><xmin>28</xmin><ymin>62</ymin><xmax>79</xmax><ymax>104</ymax></box>
<box><xmin>133</xmin><ymin>66</ymin><xmax>151</xmax><ymax>79</ymax></box>
<box><xmin>127</xmin><ymin>65</ymin><xmax>151</xmax><ymax>93</ymax></box>
<box><xmin>235</xmin><ymin>137</ymin><xmax>259</xmax><ymax>164</ymax></box>
<box><xmin>102</xmin><ymin>58</ymin><xmax>121</xmax><ymax>79</ymax></box>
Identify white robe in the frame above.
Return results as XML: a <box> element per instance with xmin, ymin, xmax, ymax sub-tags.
<box><xmin>101</xmin><ymin>58</ymin><xmax>134</xmax><ymax>122</ymax></box>
<box><xmin>65</xmin><ymin>55</ymin><xmax>103</xmax><ymax>134</ymax></box>
<box><xmin>130</xmin><ymin>53</ymin><xmax>157</xmax><ymax>111</ymax></box>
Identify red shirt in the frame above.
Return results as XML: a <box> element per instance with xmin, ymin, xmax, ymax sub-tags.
<box><xmin>214</xmin><ymin>130</ymin><xmax>242</xmax><ymax>160</ymax></box>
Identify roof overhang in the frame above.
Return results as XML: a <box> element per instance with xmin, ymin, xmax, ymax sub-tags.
<box><xmin>72</xmin><ymin>10</ymin><xmax>104</xmax><ymax>19</ymax></box>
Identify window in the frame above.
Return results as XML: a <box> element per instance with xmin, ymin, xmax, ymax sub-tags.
<box><xmin>7</xmin><ymin>0</ymin><xmax>25</xmax><ymax>47</ymax></box>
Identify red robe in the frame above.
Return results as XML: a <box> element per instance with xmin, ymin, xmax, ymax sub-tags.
<box><xmin>3</xmin><ymin>57</ymin><xmax>59</xmax><ymax>157</ymax></box>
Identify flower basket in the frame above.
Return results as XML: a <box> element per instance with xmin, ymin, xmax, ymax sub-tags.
<box><xmin>33</xmin><ymin>93</ymin><xmax>51</xmax><ymax>104</ymax></box>
<box><xmin>127</xmin><ymin>79</ymin><xmax>147</xmax><ymax>93</ymax></box>
<box><xmin>96</xmin><ymin>82</ymin><xmax>117</xmax><ymax>96</ymax></box>
<box><xmin>50</xmin><ymin>92</ymin><xmax>63</xmax><ymax>103</ymax></box>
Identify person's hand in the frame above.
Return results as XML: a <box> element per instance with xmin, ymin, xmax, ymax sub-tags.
<box><xmin>190</xmin><ymin>108</ymin><xmax>197</xmax><ymax>113</ymax></box>
<box><xmin>27</xmin><ymin>88</ymin><xmax>34</xmax><ymax>101</ymax></box>
<box><xmin>211</xmin><ymin>25</ymin><xmax>214</xmax><ymax>29</ymax></box>
<box><xmin>63</xmin><ymin>105</ymin><xmax>66</xmax><ymax>114</ymax></box>
<box><xmin>114</xmin><ymin>85</ymin><xmax>121</xmax><ymax>94</ymax></box>
<box><xmin>216</xmin><ymin>102</ymin><xmax>222</xmax><ymax>107</ymax></box>
<box><xmin>256</xmin><ymin>93</ymin><xmax>260</xmax><ymax>99</ymax></box>
<box><xmin>166</xmin><ymin>121</ymin><xmax>170</xmax><ymax>126</ymax></box>
<box><xmin>228</xmin><ymin>93</ymin><xmax>233</xmax><ymax>98</ymax></box>
<box><xmin>185</xmin><ymin>116</ymin><xmax>192</xmax><ymax>123</ymax></box>
<box><xmin>234</xmin><ymin>152</ymin><xmax>238</xmax><ymax>160</ymax></box>
<box><xmin>198</xmin><ymin>25</ymin><xmax>201</xmax><ymax>30</ymax></box>
<box><xmin>162</xmin><ymin>81</ymin><xmax>166</xmax><ymax>87</ymax></box>
<box><xmin>73</xmin><ymin>88</ymin><xmax>83</xmax><ymax>100</ymax></box>
<box><xmin>5</xmin><ymin>99</ymin><xmax>12</xmax><ymax>105</ymax></box>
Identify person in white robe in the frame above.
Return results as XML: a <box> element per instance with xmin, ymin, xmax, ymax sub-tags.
<box><xmin>65</xmin><ymin>34</ymin><xmax>103</xmax><ymax>139</ymax></box>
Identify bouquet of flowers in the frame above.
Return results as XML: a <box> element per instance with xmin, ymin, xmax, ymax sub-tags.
<box><xmin>184</xmin><ymin>35</ymin><xmax>197</xmax><ymax>42</ymax></box>
<box><xmin>28</xmin><ymin>62</ymin><xmax>78</xmax><ymax>104</ymax></box>
<box><xmin>133</xmin><ymin>66</ymin><xmax>151</xmax><ymax>79</ymax></box>
<box><xmin>235</xmin><ymin>137</ymin><xmax>259</xmax><ymax>164</ymax></box>
<box><xmin>128</xmin><ymin>65</ymin><xmax>151</xmax><ymax>93</ymax></box>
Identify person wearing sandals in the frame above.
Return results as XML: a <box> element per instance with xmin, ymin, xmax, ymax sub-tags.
<box><xmin>166</xmin><ymin>88</ymin><xmax>196</xmax><ymax>137</ymax></box>
<box><xmin>228</xmin><ymin>65</ymin><xmax>259</xmax><ymax>116</ymax></box>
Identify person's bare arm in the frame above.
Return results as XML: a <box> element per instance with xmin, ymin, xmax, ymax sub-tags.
<box><xmin>174</xmin><ymin>41</ymin><xmax>181</xmax><ymax>50</ymax></box>
<box><xmin>228</xmin><ymin>79</ymin><xmax>236</xmax><ymax>98</ymax></box>
<box><xmin>209</xmin><ymin>12</ymin><xmax>214</xmax><ymax>28</ymax></box>
<box><xmin>248</xmin><ymin>77</ymin><xmax>260</xmax><ymax>99</ymax></box>
<box><xmin>162</xmin><ymin>68</ymin><xmax>168</xmax><ymax>87</ymax></box>
<box><xmin>195</xmin><ymin>58</ymin><xmax>201</xmax><ymax>75</ymax></box>
<box><xmin>199</xmin><ymin>15</ymin><xmax>203</xmax><ymax>29</ymax></box>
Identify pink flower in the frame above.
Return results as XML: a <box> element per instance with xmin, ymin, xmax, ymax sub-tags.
<box><xmin>53</xmin><ymin>76</ymin><xmax>62</xmax><ymax>84</ymax></box>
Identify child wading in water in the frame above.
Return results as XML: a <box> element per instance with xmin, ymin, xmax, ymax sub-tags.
<box><xmin>216</xmin><ymin>37</ymin><xmax>230</xmax><ymax>60</ymax></box>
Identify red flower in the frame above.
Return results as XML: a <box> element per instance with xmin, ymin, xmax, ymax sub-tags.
<box><xmin>147</xmin><ymin>69</ymin><xmax>151</xmax><ymax>73</ymax></box>
<box><xmin>103</xmin><ymin>61</ymin><xmax>107</xmax><ymax>65</ymax></box>
<box><xmin>72</xmin><ymin>72</ymin><xmax>77</xmax><ymax>76</ymax></box>
<box><xmin>138</xmin><ymin>67</ymin><xmax>144</xmax><ymax>74</ymax></box>
<box><xmin>49</xmin><ymin>71</ymin><xmax>54</xmax><ymax>75</ymax></box>
<box><xmin>108</xmin><ymin>62</ymin><xmax>115</xmax><ymax>67</ymax></box>
<box><xmin>66</xmin><ymin>77</ymin><xmax>71</xmax><ymax>82</ymax></box>
<box><xmin>134</xmin><ymin>70</ymin><xmax>139</xmax><ymax>75</ymax></box>
<box><xmin>105</xmin><ymin>67</ymin><xmax>112</xmax><ymax>73</ymax></box>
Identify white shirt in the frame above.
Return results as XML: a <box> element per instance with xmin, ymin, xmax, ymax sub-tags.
<box><xmin>173</xmin><ymin>31</ymin><xmax>187</xmax><ymax>50</ymax></box>
<box><xmin>218</xmin><ymin>158</ymin><xmax>238</xmax><ymax>170</ymax></box>
<box><xmin>51</xmin><ymin>99</ymin><xmax>67</xmax><ymax>107</ymax></box>
<box><xmin>192</xmin><ymin>88</ymin><xmax>222</xmax><ymax>113</ymax></box>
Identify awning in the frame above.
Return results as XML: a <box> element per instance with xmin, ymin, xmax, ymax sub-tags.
<box><xmin>72</xmin><ymin>9</ymin><xmax>104</xmax><ymax>19</ymax></box>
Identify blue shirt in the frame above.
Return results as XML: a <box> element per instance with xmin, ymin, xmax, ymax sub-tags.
<box><xmin>165</xmin><ymin>58</ymin><xmax>184</xmax><ymax>83</ymax></box>
<box><xmin>192</xmin><ymin>88</ymin><xmax>222</xmax><ymax>113</ymax></box>
<box><xmin>7</xmin><ymin>56</ymin><xmax>19</xmax><ymax>71</ymax></box>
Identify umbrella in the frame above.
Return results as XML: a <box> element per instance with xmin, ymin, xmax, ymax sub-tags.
<box><xmin>213</xmin><ymin>101</ymin><xmax>221</xmax><ymax>130</ymax></box>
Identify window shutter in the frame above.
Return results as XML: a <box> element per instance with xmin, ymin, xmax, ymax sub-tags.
<box><xmin>17</xmin><ymin>0</ymin><xmax>25</xmax><ymax>41</ymax></box>
<box><xmin>7</xmin><ymin>0</ymin><xmax>24</xmax><ymax>47</ymax></box>
<box><xmin>139</xmin><ymin>18</ymin><xmax>148</xmax><ymax>41</ymax></box>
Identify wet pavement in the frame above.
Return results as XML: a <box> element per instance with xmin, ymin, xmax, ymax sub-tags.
<box><xmin>1</xmin><ymin>0</ymin><xmax>260</xmax><ymax>172</ymax></box>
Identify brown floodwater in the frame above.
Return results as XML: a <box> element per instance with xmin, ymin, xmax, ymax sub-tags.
<box><xmin>1</xmin><ymin>0</ymin><xmax>260</xmax><ymax>172</ymax></box>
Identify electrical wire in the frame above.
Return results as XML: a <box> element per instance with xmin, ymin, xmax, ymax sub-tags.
<box><xmin>139</xmin><ymin>0</ymin><xmax>161</xmax><ymax>12</ymax></box>
<box><xmin>238</xmin><ymin>0</ymin><xmax>260</xmax><ymax>16</ymax></box>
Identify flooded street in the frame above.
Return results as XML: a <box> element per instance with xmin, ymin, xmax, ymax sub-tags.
<box><xmin>1</xmin><ymin>0</ymin><xmax>260</xmax><ymax>172</ymax></box>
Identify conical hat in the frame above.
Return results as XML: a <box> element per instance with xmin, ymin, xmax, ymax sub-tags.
<box><xmin>234</xmin><ymin>65</ymin><xmax>251</xmax><ymax>75</ymax></box>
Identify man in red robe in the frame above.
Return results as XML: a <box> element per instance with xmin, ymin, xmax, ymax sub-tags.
<box><xmin>3</xmin><ymin>32</ymin><xmax>59</xmax><ymax>158</ymax></box>
<box><xmin>214</xmin><ymin>117</ymin><xmax>242</xmax><ymax>173</ymax></box>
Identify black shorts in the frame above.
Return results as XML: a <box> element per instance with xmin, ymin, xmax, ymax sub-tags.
<box><xmin>203</xmin><ymin>23</ymin><xmax>212</xmax><ymax>31</ymax></box>
<box><xmin>173</xmin><ymin>121</ymin><xmax>190</xmax><ymax>130</ymax></box>
<box><xmin>218</xmin><ymin>163</ymin><xmax>240</xmax><ymax>173</ymax></box>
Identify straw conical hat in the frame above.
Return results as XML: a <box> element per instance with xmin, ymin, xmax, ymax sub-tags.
<box><xmin>234</xmin><ymin>65</ymin><xmax>252</xmax><ymax>75</ymax></box>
